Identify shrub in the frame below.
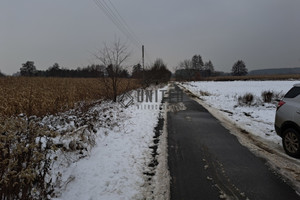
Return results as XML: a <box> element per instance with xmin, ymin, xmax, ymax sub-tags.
<box><xmin>238</xmin><ymin>93</ymin><xmax>254</xmax><ymax>106</ymax></box>
<box><xmin>261</xmin><ymin>90</ymin><xmax>274</xmax><ymax>103</ymax></box>
<box><xmin>261</xmin><ymin>90</ymin><xmax>285</xmax><ymax>103</ymax></box>
<box><xmin>0</xmin><ymin>116</ymin><xmax>58</xmax><ymax>200</ymax></box>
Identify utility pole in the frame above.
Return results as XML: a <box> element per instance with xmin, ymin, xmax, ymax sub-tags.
<box><xmin>142</xmin><ymin>45</ymin><xmax>145</xmax><ymax>83</ymax></box>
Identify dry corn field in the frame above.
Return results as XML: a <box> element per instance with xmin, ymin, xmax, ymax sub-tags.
<box><xmin>0</xmin><ymin>77</ymin><xmax>140</xmax><ymax>117</ymax></box>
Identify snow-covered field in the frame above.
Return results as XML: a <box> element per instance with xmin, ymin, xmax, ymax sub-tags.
<box><xmin>50</xmin><ymin>86</ymin><xmax>169</xmax><ymax>200</ymax></box>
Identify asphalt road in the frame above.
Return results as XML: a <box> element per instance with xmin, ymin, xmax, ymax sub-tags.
<box><xmin>167</xmin><ymin>85</ymin><xmax>300</xmax><ymax>200</ymax></box>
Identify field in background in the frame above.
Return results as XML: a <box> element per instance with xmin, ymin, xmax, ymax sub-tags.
<box><xmin>0</xmin><ymin>77</ymin><xmax>140</xmax><ymax>117</ymax></box>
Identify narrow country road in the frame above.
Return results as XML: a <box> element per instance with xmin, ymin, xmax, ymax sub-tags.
<box><xmin>167</xmin><ymin>84</ymin><xmax>300</xmax><ymax>200</ymax></box>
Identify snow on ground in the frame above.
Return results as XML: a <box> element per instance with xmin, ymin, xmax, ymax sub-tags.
<box><xmin>51</xmin><ymin>86</ymin><xmax>169</xmax><ymax>200</ymax></box>
<box><xmin>180</xmin><ymin>80</ymin><xmax>299</xmax><ymax>145</ymax></box>
<box><xmin>179</xmin><ymin>80</ymin><xmax>300</xmax><ymax>192</ymax></box>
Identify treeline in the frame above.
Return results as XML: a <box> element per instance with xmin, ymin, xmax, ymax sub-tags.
<box><xmin>19</xmin><ymin>62</ymin><xmax>107</xmax><ymax>78</ymax></box>
<box><xmin>175</xmin><ymin>55</ymin><xmax>248</xmax><ymax>81</ymax></box>
<box><xmin>17</xmin><ymin>61</ymin><xmax>131</xmax><ymax>78</ymax></box>
<box><xmin>132</xmin><ymin>59</ymin><xmax>171</xmax><ymax>85</ymax></box>
<box><xmin>175</xmin><ymin>55</ymin><xmax>216</xmax><ymax>81</ymax></box>
<box><xmin>15</xmin><ymin>59</ymin><xmax>172</xmax><ymax>84</ymax></box>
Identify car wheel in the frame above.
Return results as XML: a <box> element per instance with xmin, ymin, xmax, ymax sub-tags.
<box><xmin>282</xmin><ymin>128</ymin><xmax>300</xmax><ymax>158</ymax></box>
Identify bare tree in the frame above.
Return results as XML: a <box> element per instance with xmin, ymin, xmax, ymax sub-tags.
<box><xmin>179</xmin><ymin>59</ymin><xmax>192</xmax><ymax>71</ymax></box>
<box><xmin>178</xmin><ymin>59</ymin><xmax>194</xmax><ymax>81</ymax></box>
<box><xmin>94</xmin><ymin>39</ymin><xmax>131</xmax><ymax>102</ymax></box>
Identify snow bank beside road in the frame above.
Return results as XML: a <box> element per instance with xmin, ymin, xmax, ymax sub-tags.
<box><xmin>53</xmin><ymin>86</ymin><xmax>169</xmax><ymax>200</ymax></box>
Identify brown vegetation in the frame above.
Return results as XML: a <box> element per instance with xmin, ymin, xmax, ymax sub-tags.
<box><xmin>0</xmin><ymin>77</ymin><xmax>140</xmax><ymax>117</ymax></box>
<box><xmin>0</xmin><ymin>77</ymin><xmax>140</xmax><ymax>199</ymax></box>
<box><xmin>202</xmin><ymin>74</ymin><xmax>300</xmax><ymax>81</ymax></box>
<box><xmin>0</xmin><ymin>116</ymin><xmax>58</xmax><ymax>199</ymax></box>
<box><xmin>238</xmin><ymin>93</ymin><xmax>254</xmax><ymax>106</ymax></box>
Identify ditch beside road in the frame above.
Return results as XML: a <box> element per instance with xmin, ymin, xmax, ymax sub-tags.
<box><xmin>167</xmin><ymin>84</ymin><xmax>300</xmax><ymax>200</ymax></box>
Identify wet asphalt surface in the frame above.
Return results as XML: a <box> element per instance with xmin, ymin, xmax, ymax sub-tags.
<box><xmin>167</xmin><ymin>85</ymin><xmax>300</xmax><ymax>200</ymax></box>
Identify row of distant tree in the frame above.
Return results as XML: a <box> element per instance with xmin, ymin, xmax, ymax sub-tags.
<box><xmin>18</xmin><ymin>61</ymin><xmax>120</xmax><ymax>78</ymax></box>
<box><xmin>17</xmin><ymin>59</ymin><xmax>172</xmax><ymax>82</ymax></box>
<box><xmin>132</xmin><ymin>59</ymin><xmax>171</xmax><ymax>84</ymax></box>
<box><xmin>175</xmin><ymin>55</ymin><xmax>248</xmax><ymax>80</ymax></box>
<box><xmin>175</xmin><ymin>55</ymin><xmax>216</xmax><ymax>81</ymax></box>
<box><xmin>1</xmin><ymin>58</ymin><xmax>247</xmax><ymax>80</ymax></box>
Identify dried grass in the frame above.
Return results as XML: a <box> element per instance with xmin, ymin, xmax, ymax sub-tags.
<box><xmin>0</xmin><ymin>77</ymin><xmax>140</xmax><ymax>117</ymax></box>
<box><xmin>0</xmin><ymin>116</ymin><xmax>58</xmax><ymax>199</ymax></box>
<box><xmin>238</xmin><ymin>93</ymin><xmax>254</xmax><ymax>106</ymax></box>
<box><xmin>203</xmin><ymin>74</ymin><xmax>300</xmax><ymax>81</ymax></box>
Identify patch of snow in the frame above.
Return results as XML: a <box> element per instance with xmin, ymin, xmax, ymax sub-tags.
<box><xmin>52</xmin><ymin>85</ymin><xmax>169</xmax><ymax>200</ymax></box>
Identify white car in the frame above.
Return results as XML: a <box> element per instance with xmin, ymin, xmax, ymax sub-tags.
<box><xmin>275</xmin><ymin>84</ymin><xmax>300</xmax><ymax>158</ymax></box>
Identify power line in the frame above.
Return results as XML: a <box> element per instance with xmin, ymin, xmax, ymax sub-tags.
<box><xmin>106</xmin><ymin>0</ymin><xmax>141</xmax><ymax>46</ymax></box>
<box><xmin>93</xmin><ymin>0</ymin><xmax>153</xmax><ymax>65</ymax></box>
<box><xmin>101</xmin><ymin>0</ymin><xmax>139</xmax><ymax>46</ymax></box>
<box><xmin>93</xmin><ymin>0</ymin><xmax>140</xmax><ymax>48</ymax></box>
<box><xmin>94</xmin><ymin>0</ymin><xmax>131</xmax><ymax>43</ymax></box>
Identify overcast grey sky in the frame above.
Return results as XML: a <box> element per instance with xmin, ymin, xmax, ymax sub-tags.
<box><xmin>1</xmin><ymin>0</ymin><xmax>300</xmax><ymax>75</ymax></box>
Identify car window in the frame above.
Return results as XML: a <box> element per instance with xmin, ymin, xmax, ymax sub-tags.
<box><xmin>284</xmin><ymin>87</ymin><xmax>300</xmax><ymax>98</ymax></box>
